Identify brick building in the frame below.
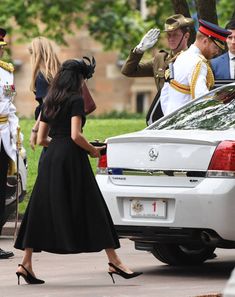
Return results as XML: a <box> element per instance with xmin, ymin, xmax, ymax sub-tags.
<box><xmin>10</xmin><ymin>0</ymin><xmax>156</xmax><ymax>117</ymax></box>
<box><xmin>10</xmin><ymin>28</ymin><xmax>156</xmax><ymax>118</ymax></box>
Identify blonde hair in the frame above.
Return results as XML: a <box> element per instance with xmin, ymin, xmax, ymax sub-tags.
<box><xmin>29</xmin><ymin>36</ymin><xmax>60</xmax><ymax>92</ymax></box>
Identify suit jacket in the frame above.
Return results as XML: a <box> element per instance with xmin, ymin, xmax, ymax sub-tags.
<box><xmin>211</xmin><ymin>52</ymin><xmax>231</xmax><ymax>79</ymax></box>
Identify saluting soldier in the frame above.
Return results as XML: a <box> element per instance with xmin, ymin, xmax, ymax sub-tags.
<box><xmin>166</xmin><ymin>20</ymin><xmax>231</xmax><ymax>115</ymax></box>
<box><xmin>121</xmin><ymin>14</ymin><xmax>194</xmax><ymax>124</ymax></box>
<box><xmin>0</xmin><ymin>28</ymin><xmax>19</xmax><ymax>259</ymax></box>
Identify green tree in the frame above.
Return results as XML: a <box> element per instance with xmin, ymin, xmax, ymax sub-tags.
<box><xmin>0</xmin><ymin>0</ymin><xmax>86</xmax><ymax>44</ymax></box>
<box><xmin>87</xmin><ymin>0</ymin><xmax>148</xmax><ymax>56</ymax></box>
<box><xmin>1</xmin><ymin>0</ymin><xmax>234</xmax><ymax>57</ymax></box>
<box><xmin>87</xmin><ymin>0</ymin><xmax>235</xmax><ymax>56</ymax></box>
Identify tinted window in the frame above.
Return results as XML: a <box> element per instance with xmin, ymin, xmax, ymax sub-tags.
<box><xmin>150</xmin><ymin>85</ymin><xmax>235</xmax><ymax>131</ymax></box>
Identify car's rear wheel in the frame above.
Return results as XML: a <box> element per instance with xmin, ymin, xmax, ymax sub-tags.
<box><xmin>152</xmin><ymin>243</ymin><xmax>216</xmax><ymax>266</ymax></box>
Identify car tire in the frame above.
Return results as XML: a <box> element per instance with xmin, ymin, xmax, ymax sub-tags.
<box><xmin>152</xmin><ymin>243</ymin><xmax>216</xmax><ymax>266</ymax></box>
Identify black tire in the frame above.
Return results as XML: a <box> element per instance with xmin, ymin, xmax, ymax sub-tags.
<box><xmin>152</xmin><ymin>243</ymin><xmax>216</xmax><ymax>266</ymax></box>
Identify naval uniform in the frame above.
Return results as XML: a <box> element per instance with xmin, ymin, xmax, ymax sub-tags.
<box><xmin>0</xmin><ymin>61</ymin><xmax>19</xmax><ymax>231</ymax></box>
<box><xmin>166</xmin><ymin>44</ymin><xmax>214</xmax><ymax>115</ymax></box>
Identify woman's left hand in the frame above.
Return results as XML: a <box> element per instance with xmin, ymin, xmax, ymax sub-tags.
<box><xmin>30</xmin><ymin>130</ymin><xmax>37</xmax><ymax>150</ymax></box>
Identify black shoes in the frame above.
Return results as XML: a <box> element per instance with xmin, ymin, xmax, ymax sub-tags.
<box><xmin>16</xmin><ymin>264</ymin><xmax>45</xmax><ymax>285</ymax></box>
<box><xmin>0</xmin><ymin>248</ymin><xmax>14</xmax><ymax>259</ymax></box>
<box><xmin>108</xmin><ymin>262</ymin><xmax>143</xmax><ymax>284</ymax></box>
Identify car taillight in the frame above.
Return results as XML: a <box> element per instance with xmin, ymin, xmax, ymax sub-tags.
<box><xmin>207</xmin><ymin>141</ymin><xmax>235</xmax><ymax>177</ymax></box>
<box><xmin>97</xmin><ymin>154</ymin><xmax>108</xmax><ymax>174</ymax></box>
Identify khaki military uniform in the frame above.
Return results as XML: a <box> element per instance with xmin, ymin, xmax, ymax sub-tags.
<box><xmin>121</xmin><ymin>49</ymin><xmax>174</xmax><ymax>124</ymax></box>
<box><xmin>121</xmin><ymin>49</ymin><xmax>172</xmax><ymax>94</ymax></box>
<box><xmin>121</xmin><ymin>14</ymin><xmax>195</xmax><ymax>124</ymax></box>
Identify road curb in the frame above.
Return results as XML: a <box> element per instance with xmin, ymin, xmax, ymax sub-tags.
<box><xmin>2</xmin><ymin>221</ymin><xmax>21</xmax><ymax>236</ymax></box>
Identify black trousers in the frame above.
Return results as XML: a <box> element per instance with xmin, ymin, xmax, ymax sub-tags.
<box><xmin>0</xmin><ymin>142</ymin><xmax>9</xmax><ymax>234</ymax></box>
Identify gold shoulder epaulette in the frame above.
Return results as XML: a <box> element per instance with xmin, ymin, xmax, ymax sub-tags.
<box><xmin>0</xmin><ymin>60</ymin><xmax>14</xmax><ymax>73</ymax></box>
<box><xmin>198</xmin><ymin>54</ymin><xmax>207</xmax><ymax>63</ymax></box>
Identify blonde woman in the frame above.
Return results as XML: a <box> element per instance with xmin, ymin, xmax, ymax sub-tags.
<box><xmin>29</xmin><ymin>37</ymin><xmax>60</xmax><ymax>151</ymax></box>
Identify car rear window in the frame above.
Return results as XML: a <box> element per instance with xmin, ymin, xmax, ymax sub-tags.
<box><xmin>150</xmin><ymin>85</ymin><xmax>235</xmax><ymax>131</ymax></box>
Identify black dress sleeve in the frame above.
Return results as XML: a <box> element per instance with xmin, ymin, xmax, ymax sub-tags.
<box><xmin>70</xmin><ymin>95</ymin><xmax>85</xmax><ymax>116</ymax></box>
<box><xmin>70</xmin><ymin>95</ymin><xmax>86</xmax><ymax>127</ymax></box>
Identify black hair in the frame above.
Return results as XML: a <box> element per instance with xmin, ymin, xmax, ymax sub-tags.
<box><xmin>44</xmin><ymin>57</ymin><xmax>96</xmax><ymax>120</ymax></box>
<box><xmin>225</xmin><ymin>19</ymin><xmax>235</xmax><ymax>30</ymax></box>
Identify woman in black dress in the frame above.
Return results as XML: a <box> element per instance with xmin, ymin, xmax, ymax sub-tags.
<box><xmin>14</xmin><ymin>57</ymin><xmax>142</xmax><ymax>285</ymax></box>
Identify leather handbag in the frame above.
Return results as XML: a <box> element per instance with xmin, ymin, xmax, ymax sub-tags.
<box><xmin>82</xmin><ymin>83</ymin><xmax>96</xmax><ymax>115</ymax></box>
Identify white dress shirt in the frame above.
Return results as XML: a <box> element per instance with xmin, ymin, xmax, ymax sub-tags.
<box><xmin>228</xmin><ymin>52</ymin><xmax>235</xmax><ymax>79</ymax></box>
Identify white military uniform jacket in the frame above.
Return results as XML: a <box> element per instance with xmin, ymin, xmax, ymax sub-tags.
<box><xmin>166</xmin><ymin>44</ymin><xmax>214</xmax><ymax>115</ymax></box>
<box><xmin>0</xmin><ymin>61</ymin><xmax>18</xmax><ymax>162</ymax></box>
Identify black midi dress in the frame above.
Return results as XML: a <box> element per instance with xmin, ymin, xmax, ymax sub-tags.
<box><xmin>14</xmin><ymin>95</ymin><xmax>120</xmax><ymax>254</ymax></box>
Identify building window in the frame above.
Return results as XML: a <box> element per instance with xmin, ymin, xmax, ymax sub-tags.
<box><xmin>136</xmin><ymin>92</ymin><xmax>148</xmax><ymax>113</ymax></box>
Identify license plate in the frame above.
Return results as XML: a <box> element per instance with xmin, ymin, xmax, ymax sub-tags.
<box><xmin>130</xmin><ymin>199</ymin><xmax>167</xmax><ymax>218</ymax></box>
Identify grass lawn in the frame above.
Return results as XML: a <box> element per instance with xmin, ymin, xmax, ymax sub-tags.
<box><xmin>19</xmin><ymin>117</ymin><xmax>146</xmax><ymax>213</ymax></box>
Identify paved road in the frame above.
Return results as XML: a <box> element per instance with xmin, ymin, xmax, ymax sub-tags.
<box><xmin>0</xmin><ymin>236</ymin><xmax>235</xmax><ymax>297</ymax></box>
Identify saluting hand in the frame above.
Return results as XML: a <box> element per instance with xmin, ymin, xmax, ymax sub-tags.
<box><xmin>135</xmin><ymin>28</ymin><xmax>160</xmax><ymax>53</ymax></box>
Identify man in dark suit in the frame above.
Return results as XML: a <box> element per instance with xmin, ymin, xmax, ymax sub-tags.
<box><xmin>211</xmin><ymin>20</ymin><xmax>235</xmax><ymax>79</ymax></box>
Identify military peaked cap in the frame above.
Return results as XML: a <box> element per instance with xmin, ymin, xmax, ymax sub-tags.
<box><xmin>198</xmin><ymin>19</ymin><xmax>231</xmax><ymax>50</ymax></box>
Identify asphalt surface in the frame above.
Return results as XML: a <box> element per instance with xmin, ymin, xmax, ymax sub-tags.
<box><xmin>1</xmin><ymin>223</ymin><xmax>235</xmax><ymax>297</ymax></box>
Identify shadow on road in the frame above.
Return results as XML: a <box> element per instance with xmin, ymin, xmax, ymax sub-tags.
<box><xmin>142</xmin><ymin>259</ymin><xmax>235</xmax><ymax>280</ymax></box>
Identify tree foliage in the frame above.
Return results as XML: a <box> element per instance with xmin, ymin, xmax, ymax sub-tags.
<box><xmin>0</xmin><ymin>0</ymin><xmax>86</xmax><ymax>44</ymax></box>
<box><xmin>87</xmin><ymin>0</ymin><xmax>149</xmax><ymax>55</ymax></box>
<box><xmin>0</xmin><ymin>0</ymin><xmax>234</xmax><ymax>57</ymax></box>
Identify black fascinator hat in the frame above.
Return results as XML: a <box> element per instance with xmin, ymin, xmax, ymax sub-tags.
<box><xmin>78</xmin><ymin>56</ymin><xmax>96</xmax><ymax>79</ymax></box>
<box><xmin>62</xmin><ymin>56</ymin><xmax>96</xmax><ymax>80</ymax></box>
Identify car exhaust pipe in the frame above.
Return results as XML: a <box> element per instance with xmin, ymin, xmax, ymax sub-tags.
<box><xmin>201</xmin><ymin>231</ymin><xmax>219</xmax><ymax>245</ymax></box>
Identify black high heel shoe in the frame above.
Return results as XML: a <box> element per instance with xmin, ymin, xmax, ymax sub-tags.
<box><xmin>108</xmin><ymin>262</ymin><xmax>143</xmax><ymax>284</ymax></box>
<box><xmin>16</xmin><ymin>264</ymin><xmax>45</xmax><ymax>285</ymax></box>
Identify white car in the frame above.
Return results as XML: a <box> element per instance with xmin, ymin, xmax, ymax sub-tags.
<box><xmin>96</xmin><ymin>83</ymin><xmax>235</xmax><ymax>266</ymax></box>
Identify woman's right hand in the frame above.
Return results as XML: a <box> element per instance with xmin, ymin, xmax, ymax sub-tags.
<box><xmin>30</xmin><ymin>130</ymin><xmax>38</xmax><ymax>150</ymax></box>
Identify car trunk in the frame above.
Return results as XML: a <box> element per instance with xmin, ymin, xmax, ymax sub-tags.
<box><xmin>106</xmin><ymin>130</ymin><xmax>222</xmax><ymax>188</ymax></box>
